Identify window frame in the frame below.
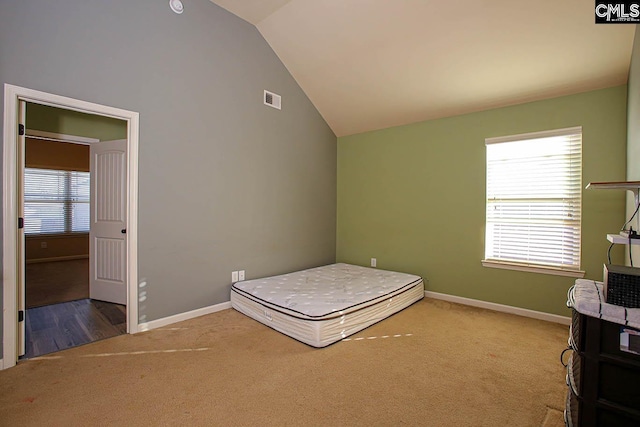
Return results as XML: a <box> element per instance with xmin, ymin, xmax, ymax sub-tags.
<box><xmin>481</xmin><ymin>127</ymin><xmax>585</xmax><ymax>278</ymax></box>
<box><xmin>23</xmin><ymin>167</ymin><xmax>90</xmax><ymax>236</ymax></box>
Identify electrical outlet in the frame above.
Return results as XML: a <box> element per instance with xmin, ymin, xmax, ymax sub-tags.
<box><xmin>239</xmin><ymin>270</ymin><xmax>245</xmax><ymax>281</ymax></box>
<box><xmin>371</xmin><ymin>258</ymin><xmax>377</xmax><ymax>268</ymax></box>
<box><xmin>232</xmin><ymin>271</ymin><xmax>239</xmax><ymax>282</ymax></box>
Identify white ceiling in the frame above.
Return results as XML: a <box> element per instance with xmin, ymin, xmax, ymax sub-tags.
<box><xmin>210</xmin><ymin>0</ymin><xmax>635</xmax><ymax>137</ymax></box>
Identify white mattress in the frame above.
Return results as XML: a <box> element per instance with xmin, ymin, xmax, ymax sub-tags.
<box><xmin>230</xmin><ymin>263</ymin><xmax>424</xmax><ymax>347</ymax></box>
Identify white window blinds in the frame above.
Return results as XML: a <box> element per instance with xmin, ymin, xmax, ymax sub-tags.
<box><xmin>24</xmin><ymin>168</ymin><xmax>90</xmax><ymax>235</ymax></box>
<box><xmin>484</xmin><ymin>127</ymin><xmax>582</xmax><ymax>270</ymax></box>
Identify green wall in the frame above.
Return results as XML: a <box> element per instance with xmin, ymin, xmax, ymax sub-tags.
<box><xmin>26</xmin><ymin>103</ymin><xmax>126</xmax><ymax>141</ymax></box>
<box><xmin>627</xmin><ymin>26</ymin><xmax>640</xmax><ymax>218</ymax></box>
<box><xmin>627</xmin><ymin>26</ymin><xmax>640</xmax><ymax>182</ymax></box>
<box><xmin>337</xmin><ymin>85</ymin><xmax>627</xmax><ymax>316</ymax></box>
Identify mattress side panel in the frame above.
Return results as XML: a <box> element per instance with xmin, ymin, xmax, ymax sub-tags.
<box><xmin>318</xmin><ymin>282</ymin><xmax>425</xmax><ymax>346</ymax></box>
<box><xmin>231</xmin><ymin>290</ymin><xmax>322</xmax><ymax>347</ymax></box>
<box><xmin>231</xmin><ymin>281</ymin><xmax>424</xmax><ymax>347</ymax></box>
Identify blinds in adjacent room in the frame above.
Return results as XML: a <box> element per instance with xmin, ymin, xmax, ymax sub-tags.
<box><xmin>24</xmin><ymin>168</ymin><xmax>90</xmax><ymax>235</ymax></box>
<box><xmin>484</xmin><ymin>127</ymin><xmax>582</xmax><ymax>270</ymax></box>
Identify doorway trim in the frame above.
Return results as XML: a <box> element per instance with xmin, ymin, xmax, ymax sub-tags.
<box><xmin>2</xmin><ymin>84</ymin><xmax>140</xmax><ymax>369</ymax></box>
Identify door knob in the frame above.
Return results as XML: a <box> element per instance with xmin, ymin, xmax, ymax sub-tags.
<box><xmin>121</xmin><ymin>229</ymin><xmax>127</xmax><ymax>234</ymax></box>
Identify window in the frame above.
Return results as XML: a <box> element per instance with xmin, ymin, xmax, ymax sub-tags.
<box><xmin>482</xmin><ymin>127</ymin><xmax>583</xmax><ymax>276</ymax></box>
<box><xmin>24</xmin><ymin>168</ymin><xmax>90</xmax><ymax>235</ymax></box>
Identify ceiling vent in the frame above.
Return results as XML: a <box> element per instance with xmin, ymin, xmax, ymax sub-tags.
<box><xmin>264</xmin><ymin>90</ymin><xmax>281</xmax><ymax>110</ymax></box>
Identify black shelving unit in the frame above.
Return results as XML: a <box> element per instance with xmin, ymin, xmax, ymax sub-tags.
<box><xmin>563</xmin><ymin>308</ymin><xmax>640</xmax><ymax>426</ymax></box>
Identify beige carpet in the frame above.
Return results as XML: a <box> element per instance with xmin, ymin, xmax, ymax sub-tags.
<box><xmin>0</xmin><ymin>299</ymin><xmax>568</xmax><ymax>426</ymax></box>
<box><xmin>25</xmin><ymin>259</ymin><xmax>89</xmax><ymax>308</ymax></box>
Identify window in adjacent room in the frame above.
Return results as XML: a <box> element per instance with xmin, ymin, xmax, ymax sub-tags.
<box><xmin>482</xmin><ymin>127</ymin><xmax>584</xmax><ymax>277</ymax></box>
<box><xmin>24</xmin><ymin>168</ymin><xmax>90</xmax><ymax>235</ymax></box>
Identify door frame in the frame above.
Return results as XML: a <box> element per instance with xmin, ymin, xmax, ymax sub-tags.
<box><xmin>2</xmin><ymin>84</ymin><xmax>140</xmax><ymax>369</ymax></box>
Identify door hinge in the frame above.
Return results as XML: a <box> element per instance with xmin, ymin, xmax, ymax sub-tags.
<box><xmin>18</xmin><ymin>217</ymin><xmax>24</xmax><ymax>229</ymax></box>
<box><xmin>18</xmin><ymin>124</ymin><xmax>25</xmax><ymax>136</ymax></box>
<box><xmin>18</xmin><ymin>310</ymin><xmax>24</xmax><ymax>322</ymax></box>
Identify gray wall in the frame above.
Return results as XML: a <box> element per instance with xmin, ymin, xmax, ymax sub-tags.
<box><xmin>0</xmin><ymin>0</ymin><xmax>337</xmax><ymax>357</ymax></box>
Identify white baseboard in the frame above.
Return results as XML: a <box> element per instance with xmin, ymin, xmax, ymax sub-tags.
<box><xmin>424</xmin><ymin>291</ymin><xmax>571</xmax><ymax>325</ymax></box>
<box><xmin>137</xmin><ymin>301</ymin><xmax>232</xmax><ymax>332</ymax></box>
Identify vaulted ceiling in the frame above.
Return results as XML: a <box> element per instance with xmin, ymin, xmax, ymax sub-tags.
<box><xmin>210</xmin><ymin>0</ymin><xmax>635</xmax><ymax>137</ymax></box>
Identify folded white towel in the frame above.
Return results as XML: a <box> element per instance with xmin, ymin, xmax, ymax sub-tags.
<box><xmin>569</xmin><ymin>279</ymin><xmax>640</xmax><ymax>329</ymax></box>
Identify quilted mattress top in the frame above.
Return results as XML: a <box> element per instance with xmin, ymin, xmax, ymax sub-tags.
<box><xmin>231</xmin><ymin>263</ymin><xmax>423</xmax><ymax>319</ymax></box>
<box><xmin>569</xmin><ymin>279</ymin><xmax>640</xmax><ymax>329</ymax></box>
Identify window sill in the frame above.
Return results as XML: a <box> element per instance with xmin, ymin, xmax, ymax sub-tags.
<box><xmin>481</xmin><ymin>260</ymin><xmax>585</xmax><ymax>278</ymax></box>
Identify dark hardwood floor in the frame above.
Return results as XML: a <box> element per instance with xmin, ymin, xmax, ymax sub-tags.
<box><xmin>22</xmin><ymin>299</ymin><xmax>126</xmax><ymax>359</ymax></box>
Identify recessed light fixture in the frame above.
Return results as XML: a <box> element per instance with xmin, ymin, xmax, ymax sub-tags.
<box><xmin>169</xmin><ymin>0</ymin><xmax>184</xmax><ymax>14</ymax></box>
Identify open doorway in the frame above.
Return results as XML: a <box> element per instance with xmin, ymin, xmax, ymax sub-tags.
<box><xmin>2</xmin><ymin>84</ymin><xmax>140</xmax><ymax>370</ymax></box>
<box><xmin>21</xmin><ymin>103</ymin><xmax>128</xmax><ymax>358</ymax></box>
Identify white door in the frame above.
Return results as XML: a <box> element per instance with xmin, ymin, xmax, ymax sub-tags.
<box><xmin>17</xmin><ymin>100</ymin><xmax>26</xmax><ymax>357</ymax></box>
<box><xmin>90</xmin><ymin>139</ymin><xmax>127</xmax><ymax>305</ymax></box>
